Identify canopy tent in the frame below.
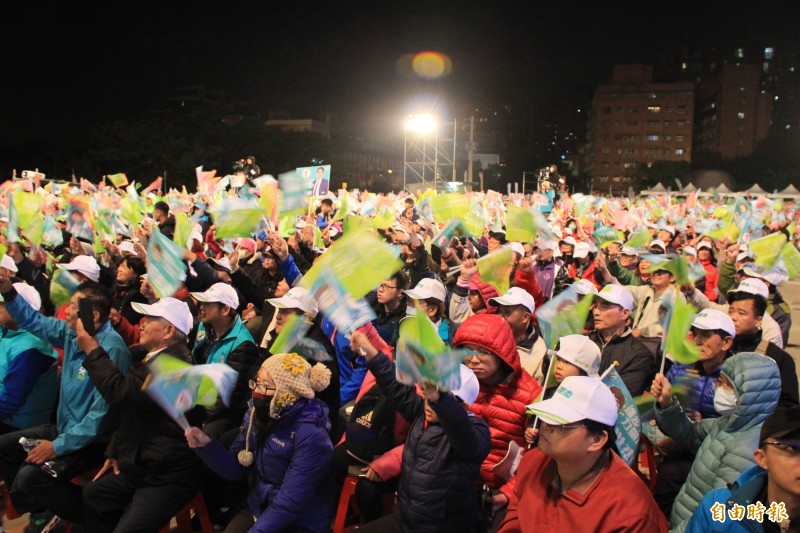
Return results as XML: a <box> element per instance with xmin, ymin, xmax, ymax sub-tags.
<box><xmin>640</xmin><ymin>182</ymin><xmax>669</xmax><ymax>195</ymax></box>
<box><xmin>715</xmin><ymin>183</ymin><xmax>733</xmax><ymax>194</ymax></box>
<box><xmin>745</xmin><ymin>183</ymin><xmax>766</xmax><ymax>194</ymax></box>
<box><xmin>780</xmin><ymin>184</ymin><xmax>800</xmax><ymax>195</ymax></box>
<box><xmin>681</xmin><ymin>183</ymin><xmax>697</xmax><ymax>193</ymax></box>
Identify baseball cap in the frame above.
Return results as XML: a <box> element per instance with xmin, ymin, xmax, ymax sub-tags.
<box><xmin>571</xmin><ymin>279</ymin><xmax>598</xmax><ymax>296</ymax></box>
<box><xmin>697</xmin><ymin>241</ymin><xmax>713</xmax><ymax>251</ymax></box>
<box><xmin>736</xmin><ymin>251</ymin><xmax>754</xmax><ymax>263</ymax></box>
<box><xmin>573</xmin><ymin>242</ymin><xmax>591</xmax><ymax>259</ymax></box>
<box><xmin>554</xmin><ymin>335</ymin><xmax>601</xmax><ymax>377</ymax></box>
<box><xmin>0</xmin><ymin>283</ymin><xmax>42</xmax><ymax>311</ymax></box>
<box><xmin>267</xmin><ymin>286</ymin><xmax>319</xmax><ymax>315</ymax></box>
<box><xmin>209</xmin><ymin>257</ymin><xmax>232</xmax><ymax>273</ymax></box>
<box><xmin>648</xmin><ymin>240</ymin><xmax>667</xmax><ymax>252</ymax></box>
<box><xmin>56</xmin><ymin>256</ymin><xmax>101</xmax><ymax>282</ymax></box>
<box><xmin>131</xmin><ymin>297</ymin><xmax>193</xmax><ymax>335</ymax></box>
<box><xmin>682</xmin><ymin>246</ymin><xmax>697</xmax><ymax>257</ymax></box>
<box><xmin>739</xmin><ymin>264</ymin><xmax>788</xmax><ymax>287</ymax></box>
<box><xmin>237</xmin><ymin>238</ymin><xmax>256</xmax><ymax>254</ymax></box>
<box><xmin>118</xmin><ymin>241</ymin><xmax>138</xmax><ymax>256</ymax></box>
<box><xmin>660</xmin><ymin>225</ymin><xmax>675</xmax><ymax>236</ymax></box>
<box><xmin>488</xmin><ymin>287</ymin><xmax>535</xmax><ymax>313</ymax></box>
<box><xmin>559</xmin><ymin>236</ymin><xmax>577</xmax><ymax>247</ymax></box>
<box><xmin>619</xmin><ymin>246</ymin><xmax>638</xmax><ymax>257</ymax></box>
<box><xmin>508</xmin><ymin>242</ymin><xmax>525</xmax><ymax>257</ymax></box>
<box><xmin>537</xmin><ymin>239</ymin><xmax>558</xmax><ymax>251</ymax></box>
<box><xmin>692</xmin><ymin>309</ymin><xmax>736</xmax><ymax>339</ymax></box>
<box><xmin>190</xmin><ymin>283</ymin><xmax>239</xmax><ymax>309</ymax></box>
<box><xmin>404</xmin><ymin>278</ymin><xmax>447</xmax><ymax>303</ymax></box>
<box><xmin>595</xmin><ymin>284</ymin><xmax>633</xmax><ymax>311</ymax></box>
<box><xmin>451</xmin><ymin>365</ymin><xmax>480</xmax><ymax>406</ymax></box>
<box><xmin>0</xmin><ymin>254</ymin><xmax>18</xmax><ymax>273</ymax></box>
<box><xmin>760</xmin><ymin>406</ymin><xmax>800</xmax><ymax>444</ymax></box>
<box><xmin>728</xmin><ymin>278</ymin><xmax>769</xmax><ymax>300</ymax></box>
<box><xmin>527</xmin><ymin>376</ymin><xmax>618</xmax><ymax>426</ymax></box>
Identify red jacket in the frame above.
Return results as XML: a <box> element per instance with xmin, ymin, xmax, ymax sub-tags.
<box><xmin>453</xmin><ymin>314</ymin><xmax>542</xmax><ymax>491</ymax></box>
<box><xmin>514</xmin><ymin>267</ymin><xmax>544</xmax><ymax>310</ymax></box>
<box><xmin>568</xmin><ymin>259</ymin><xmax>602</xmax><ymax>290</ymax></box>
<box><xmin>700</xmin><ymin>258</ymin><xmax>719</xmax><ymax>302</ymax></box>
<box><xmin>499</xmin><ymin>449</ymin><xmax>667</xmax><ymax>533</ymax></box>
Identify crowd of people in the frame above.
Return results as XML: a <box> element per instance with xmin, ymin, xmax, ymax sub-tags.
<box><xmin>0</xmin><ymin>176</ymin><xmax>798</xmax><ymax>533</ymax></box>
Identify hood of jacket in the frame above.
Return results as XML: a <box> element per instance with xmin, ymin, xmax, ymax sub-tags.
<box><xmin>452</xmin><ymin>314</ymin><xmax>520</xmax><ymax>374</ymax></box>
<box><xmin>721</xmin><ymin>352</ymin><xmax>780</xmax><ymax>432</ymax></box>
<box><xmin>470</xmin><ymin>274</ymin><xmax>499</xmax><ymax>313</ymax></box>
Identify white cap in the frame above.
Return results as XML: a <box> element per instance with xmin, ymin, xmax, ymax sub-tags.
<box><xmin>56</xmin><ymin>255</ymin><xmax>100</xmax><ymax>282</ymax></box>
<box><xmin>404</xmin><ymin>278</ymin><xmax>447</xmax><ymax>303</ymax></box>
<box><xmin>488</xmin><ymin>287</ymin><xmax>535</xmax><ymax>313</ymax></box>
<box><xmin>573</xmin><ymin>242</ymin><xmax>591</xmax><ymax>259</ymax></box>
<box><xmin>267</xmin><ymin>286</ymin><xmax>319</xmax><ymax>315</ymax></box>
<box><xmin>451</xmin><ymin>365</ymin><xmax>480</xmax><ymax>406</ymax></box>
<box><xmin>527</xmin><ymin>376</ymin><xmax>618</xmax><ymax>426</ymax></box>
<box><xmin>728</xmin><ymin>278</ymin><xmax>769</xmax><ymax>300</ymax></box>
<box><xmin>739</xmin><ymin>264</ymin><xmax>787</xmax><ymax>287</ymax></box>
<box><xmin>571</xmin><ymin>279</ymin><xmax>599</xmax><ymax>296</ymax></box>
<box><xmin>0</xmin><ymin>255</ymin><xmax>18</xmax><ymax>273</ymax></box>
<box><xmin>554</xmin><ymin>335</ymin><xmax>601</xmax><ymax>377</ymax></box>
<box><xmin>209</xmin><ymin>257</ymin><xmax>232</xmax><ymax>273</ymax></box>
<box><xmin>648</xmin><ymin>239</ymin><xmax>667</xmax><ymax>251</ymax></box>
<box><xmin>692</xmin><ymin>309</ymin><xmax>736</xmax><ymax>339</ymax></box>
<box><xmin>697</xmin><ymin>241</ymin><xmax>713</xmax><ymax>251</ymax></box>
<box><xmin>682</xmin><ymin>246</ymin><xmax>697</xmax><ymax>257</ymax></box>
<box><xmin>736</xmin><ymin>251</ymin><xmax>754</xmax><ymax>263</ymax></box>
<box><xmin>118</xmin><ymin>241</ymin><xmax>138</xmax><ymax>256</ymax></box>
<box><xmin>559</xmin><ymin>236</ymin><xmax>577</xmax><ymax>247</ymax></box>
<box><xmin>619</xmin><ymin>246</ymin><xmax>638</xmax><ymax>257</ymax></box>
<box><xmin>509</xmin><ymin>242</ymin><xmax>525</xmax><ymax>257</ymax></box>
<box><xmin>660</xmin><ymin>225</ymin><xmax>676</xmax><ymax>237</ymax></box>
<box><xmin>295</xmin><ymin>219</ymin><xmax>310</xmax><ymax>230</ymax></box>
<box><xmin>131</xmin><ymin>297</ymin><xmax>193</xmax><ymax>335</ymax></box>
<box><xmin>537</xmin><ymin>239</ymin><xmax>558</xmax><ymax>251</ymax></box>
<box><xmin>2</xmin><ymin>283</ymin><xmax>42</xmax><ymax>311</ymax></box>
<box><xmin>596</xmin><ymin>284</ymin><xmax>633</xmax><ymax>311</ymax></box>
<box><xmin>190</xmin><ymin>283</ymin><xmax>239</xmax><ymax>309</ymax></box>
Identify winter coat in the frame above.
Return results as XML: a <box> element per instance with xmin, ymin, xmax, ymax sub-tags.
<box><xmin>371</xmin><ymin>300</ymin><xmax>406</xmax><ymax>348</ymax></box>
<box><xmin>533</xmin><ymin>259</ymin><xmax>564</xmax><ymax>301</ymax></box>
<box><xmin>666</xmin><ymin>361</ymin><xmax>724</xmax><ymax>420</ymax></box>
<box><xmin>452</xmin><ymin>314</ymin><xmax>542</xmax><ymax>492</ymax></box>
<box><xmin>623</xmin><ymin>284</ymin><xmax>676</xmax><ymax>339</ymax></box>
<box><xmin>196</xmin><ymin>398</ymin><xmax>335</xmax><ymax>533</ymax></box>
<box><xmin>699</xmin><ymin>257</ymin><xmax>719</xmax><ymax>302</ymax></box>
<box><xmin>731</xmin><ymin>329</ymin><xmax>799</xmax><ymax>408</ymax></box>
<box><xmin>367</xmin><ymin>353</ymin><xmax>491</xmax><ymax>532</ymax></box>
<box><xmin>158</xmin><ymin>214</ymin><xmax>176</xmax><ymax>240</ymax></box>
<box><xmin>684</xmin><ymin>465</ymin><xmax>770</xmax><ymax>533</ymax></box>
<box><xmin>448</xmin><ymin>275</ymin><xmax>498</xmax><ymax>326</ymax></box>
<box><xmin>587</xmin><ymin>328</ymin><xmax>655</xmax><ymax>396</ymax></box>
<box><xmin>568</xmin><ymin>257</ymin><xmax>602</xmax><ymax>290</ymax></box>
<box><xmin>110</xmin><ymin>280</ymin><xmax>148</xmax><ymax>326</ymax></box>
<box><xmin>654</xmin><ymin>352</ymin><xmax>780</xmax><ymax>531</ymax></box>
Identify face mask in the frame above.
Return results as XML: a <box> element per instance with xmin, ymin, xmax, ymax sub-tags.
<box><xmin>252</xmin><ymin>398</ymin><xmax>271</xmax><ymax>422</ymax></box>
<box><xmin>713</xmin><ymin>387</ymin><xmax>738</xmax><ymax>416</ymax></box>
<box><xmin>406</xmin><ymin>306</ymin><xmax>417</xmax><ymax>317</ymax></box>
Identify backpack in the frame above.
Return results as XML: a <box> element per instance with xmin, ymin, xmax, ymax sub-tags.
<box><xmin>345</xmin><ymin>384</ymin><xmax>397</xmax><ymax>463</ymax></box>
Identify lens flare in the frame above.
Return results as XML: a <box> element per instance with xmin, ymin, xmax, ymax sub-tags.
<box><xmin>409</xmin><ymin>51</ymin><xmax>452</xmax><ymax>80</ymax></box>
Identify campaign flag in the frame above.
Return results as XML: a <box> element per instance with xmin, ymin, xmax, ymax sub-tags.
<box><xmin>106</xmin><ymin>173</ymin><xmax>128</xmax><ymax>188</ymax></box>
<box><xmin>658</xmin><ymin>289</ymin><xmax>701</xmax><ymax>365</ymax></box>
<box><xmin>624</xmin><ymin>229</ymin><xmax>651</xmax><ymax>252</ymax></box>
<box><xmin>641</xmin><ymin>253</ymin><xmax>690</xmax><ymax>285</ymax></box>
<box><xmin>310</xmin><ymin>267</ymin><xmax>376</xmax><ymax>336</ymax></box>
<box><xmin>396</xmin><ymin>308</ymin><xmax>469</xmax><ymax>391</ymax></box>
<box><xmin>196</xmin><ymin>166</ymin><xmax>219</xmax><ymax>197</ymax></box>
<box><xmin>601</xmin><ymin>365</ymin><xmax>642</xmax><ymax>467</ymax></box>
<box><xmin>258</xmin><ymin>181</ymin><xmax>279</xmax><ymax>222</ymax></box>
<box><xmin>213</xmin><ymin>199</ymin><xmax>263</xmax><ymax>239</ymax></box>
<box><xmin>301</xmin><ymin>230</ymin><xmax>402</xmax><ymax>300</ymax></box>
<box><xmin>688</xmin><ymin>260</ymin><xmax>707</xmax><ymax>284</ymax></box>
<box><xmin>11</xmin><ymin>191</ymin><xmax>45</xmax><ymax>246</ymax></box>
<box><xmin>477</xmin><ymin>248</ymin><xmax>513</xmax><ymax>295</ymax></box>
<box><xmin>147</xmin><ymin>229</ymin><xmax>187</xmax><ymax>299</ymax></box>
<box><xmin>731</xmin><ymin>196</ymin><xmax>752</xmax><ymax>230</ymax></box>
<box><xmin>142</xmin><ymin>177</ymin><xmax>163</xmax><ymax>195</ymax></box>
<box><xmin>778</xmin><ymin>243</ymin><xmax>800</xmax><ymax>279</ymax></box>
<box><xmin>279</xmin><ymin>171</ymin><xmax>307</xmax><ymax>213</ymax></box>
<box><xmin>50</xmin><ymin>268</ymin><xmax>82</xmax><ymax>308</ymax></box>
<box><xmin>430</xmin><ymin>193</ymin><xmax>470</xmax><ymax>224</ymax></box>
<box><xmin>748</xmin><ymin>232</ymin><xmax>787</xmax><ymax>269</ymax></box>
<box><xmin>42</xmin><ymin>215</ymin><xmax>63</xmax><ymax>247</ymax></box>
<box><xmin>173</xmin><ymin>212</ymin><xmax>195</xmax><ymax>247</ymax></box>
<box><xmin>592</xmin><ymin>226</ymin><xmax>623</xmax><ymax>249</ymax></box>
<box><xmin>297</xmin><ymin>165</ymin><xmax>331</xmax><ymax>196</ymax></box>
<box><xmin>144</xmin><ymin>354</ymin><xmax>237</xmax><ymax>429</ymax></box>
<box><xmin>536</xmin><ymin>287</ymin><xmax>595</xmax><ymax>349</ymax></box>
<box><xmin>505</xmin><ymin>205</ymin><xmax>537</xmax><ymax>243</ymax></box>
<box><xmin>431</xmin><ymin>218</ymin><xmax>466</xmax><ymax>250</ymax></box>
<box><xmin>270</xmin><ymin>314</ymin><xmax>312</xmax><ymax>355</ymax></box>
<box><xmin>66</xmin><ymin>198</ymin><xmax>95</xmax><ymax>242</ymax></box>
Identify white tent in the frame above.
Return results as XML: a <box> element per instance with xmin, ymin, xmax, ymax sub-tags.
<box><xmin>780</xmin><ymin>184</ymin><xmax>800</xmax><ymax>195</ymax></box>
<box><xmin>715</xmin><ymin>183</ymin><xmax>733</xmax><ymax>195</ymax></box>
<box><xmin>640</xmin><ymin>182</ymin><xmax>669</xmax><ymax>195</ymax></box>
<box><xmin>745</xmin><ymin>183</ymin><xmax>766</xmax><ymax>194</ymax></box>
<box><xmin>682</xmin><ymin>183</ymin><xmax>697</xmax><ymax>193</ymax></box>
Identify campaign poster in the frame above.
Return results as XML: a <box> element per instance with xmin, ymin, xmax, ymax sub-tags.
<box><xmin>297</xmin><ymin>165</ymin><xmax>331</xmax><ymax>196</ymax></box>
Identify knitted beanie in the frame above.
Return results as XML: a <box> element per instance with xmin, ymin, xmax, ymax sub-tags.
<box><xmin>262</xmin><ymin>353</ymin><xmax>331</xmax><ymax>418</ymax></box>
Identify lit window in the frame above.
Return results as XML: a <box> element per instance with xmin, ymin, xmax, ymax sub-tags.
<box><xmin>681</xmin><ymin>62</ymin><xmax>688</xmax><ymax>70</ymax></box>
<box><xmin>647</xmin><ymin>106</ymin><xmax>661</xmax><ymax>113</ymax></box>
<box><xmin>676</xmin><ymin>135</ymin><xmax>684</xmax><ymax>142</ymax></box>
<box><xmin>646</xmin><ymin>135</ymin><xmax>659</xmax><ymax>141</ymax></box>
<box><xmin>765</xmin><ymin>47</ymin><xmax>774</xmax><ymax>59</ymax></box>
<box><xmin>736</xmin><ymin>48</ymin><xmax>744</xmax><ymax>59</ymax></box>
<box><xmin>739</xmin><ymin>86</ymin><xmax>746</xmax><ymax>93</ymax></box>
<box><xmin>738</xmin><ymin>112</ymin><xmax>745</xmax><ymax>119</ymax></box>
<box><xmin>676</xmin><ymin>149</ymin><xmax>685</xmax><ymax>155</ymax></box>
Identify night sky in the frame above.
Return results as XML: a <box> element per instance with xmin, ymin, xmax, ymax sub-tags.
<box><xmin>2</xmin><ymin>2</ymin><xmax>797</xmax><ymax>151</ymax></box>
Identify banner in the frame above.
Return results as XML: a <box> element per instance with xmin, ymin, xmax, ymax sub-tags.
<box><xmin>601</xmin><ymin>366</ymin><xmax>642</xmax><ymax>467</ymax></box>
<box><xmin>536</xmin><ymin>287</ymin><xmax>595</xmax><ymax>349</ymax></box>
<box><xmin>146</xmin><ymin>229</ymin><xmax>188</xmax><ymax>299</ymax></box>
<box><xmin>476</xmin><ymin>248</ymin><xmax>513</xmax><ymax>295</ymax></box>
<box><xmin>297</xmin><ymin>165</ymin><xmax>331</xmax><ymax>196</ymax></box>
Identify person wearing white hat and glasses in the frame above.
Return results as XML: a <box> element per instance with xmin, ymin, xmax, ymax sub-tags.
<box><xmin>489</xmin><ymin>287</ymin><xmax>547</xmax><ymax>382</ymax></box>
<box><xmin>191</xmin><ymin>283</ymin><xmax>261</xmax><ymax>439</ymax></box>
<box><xmin>0</xmin><ymin>283</ymin><xmax>58</xmax><ymax>434</ymax></box>
<box><xmin>350</xmin><ymin>330</ymin><xmax>491</xmax><ymax>533</ymax></box>
<box><xmin>501</xmin><ymin>376</ymin><xmax>667</xmax><ymax>532</ymax></box>
<box><xmin>78</xmin><ymin>297</ymin><xmax>204</xmax><ymax>533</ymax></box>
<box><xmin>585</xmin><ymin>284</ymin><xmax>655</xmax><ymax>396</ymax></box>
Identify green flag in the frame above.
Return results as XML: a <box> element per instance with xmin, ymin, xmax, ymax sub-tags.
<box><xmin>476</xmin><ymin>248</ymin><xmax>513</xmax><ymax>295</ymax></box>
<box><xmin>12</xmin><ymin>191</ymin><xmax>45</xmax><ymax>246</ymax></box>
<box><xmin>430</xmin><ymin>193</ymin><xmax>470</xmax><ymax>223</ymax></box>
<box><xmin>50</xmin><ymin>268</ymin><xmax>81</xmax><ymax>308</ymax></box>
<box><xmin>748</xmin><ymin>232</ymin><xmax>787</xmax><ymax>269</ymax></box>
<box><xmin>271</xmin><ymin>314</ymin><xmax>312</xmax><ymax>354</ymax></box>
<box><xmin>505</xmin><ymin>205</ymin><xmax>537</xmax><ymax>243</ymax></box>
<box><xmin>779</xmin><ymin>243</ymin><xmax>800</xmax><ymax>279</ymax></box>
<box><xmin>642</xmin><ymin>253</ymin><xmax>690</xmax><ymax>285</ymax></box>
<box><xmin>173</xmin><ymin>212</ymin><xmax>195</xmax><ymax>247</ymax></box>
<box><xmin>624</xmin><ymin>229</ymin><xmax>651</xmax><ymax>251</ymax></box>
<box><xmin>593</xmin><ymin>226</ymin><xmax>623</xmax><ymax>249</ymax></box>
<box><xmin>300</xmin><ymin>230</ymin><xmax>402</xmax><ymax>301</ymax></box>
<box><xmin>106</xmin><ymin>173</ymin><xmax>128</xmax><ymax>188</ymax></box>
<box><xmin>664</xmin><ymin>296</ymin><xmax>701</xmax><ymax>365</ymax></box>
<box><xmin>536</xmin><ymin>287</ymin><xmax>595</xmax><ymax>349</ymax></box>
<box><xmin>147</xmin><ymin>229</ymin><xmax>188</xmax><ymax>299</ymax></box>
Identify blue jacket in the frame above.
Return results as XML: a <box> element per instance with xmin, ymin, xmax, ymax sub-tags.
<box><xmin>667</xmin><ymin>361</ymin><xmax>723</xmax><ymax>420</ymax></box>
<box><xmin>320</xmin><ymin>318</ymin><xmax>366</xmax><ymax>405</ymax></box>
<box><xmin>0</xmin><ymin>328</ymin><xmax>58</xmax><ymax>429</ymax></box>
<box><xmin>4</xmin><ymin>292</ymin><xmax>131</xmax><ymax>455</ymax></box>
<box><xmin>196</xmin><ymin>398</ymin><xmax>334</xmax><ymax>533</ymax></box>
<box><xmin>685</xmin><ymin>466</ymin><xmax>770</xmax><ymax>532</ymax></box>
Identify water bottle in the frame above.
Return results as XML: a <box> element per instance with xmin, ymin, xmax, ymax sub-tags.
<box><xmin>19</xmin><ymin>437</ymin><xmax>39</xmax><ymax>452</ymax></box>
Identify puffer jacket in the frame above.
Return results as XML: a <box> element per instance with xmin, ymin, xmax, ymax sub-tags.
<box><xmin>665</xmin><ymin>361</ymin><xmax>723</xmax><ymax>420</ymax></box>
<box><xmin>654</xmin><ymin>352</ymin><xmax>780</xmax><ymax>532</ymax></box>
<box><xmin>367</xmin><ymin>353</ymin><xmax>491</xmax><ymax>532</ymax></box>
<box><xmin>452</xmin><ymin>314</ymin><xmax>542</xmax><ymax>492</ymax></box>
<box><xmin>448</xmin><ymin>274</ymin><xmax>499</xmax><ymax>326</ymax></box>
<box><xmin>684</xmin><ymin>465</ymin><xmax>769</xmax><ymax>533</ymax></box>
<box><xmin>699</xmin><ymin>257</ymin><xmax>719</xmax><ymax>302</ymax></box>
<box><xmin>196</xmin><ymin>398</ymin><xmax>334</xmax><ymax>533</ymax></box>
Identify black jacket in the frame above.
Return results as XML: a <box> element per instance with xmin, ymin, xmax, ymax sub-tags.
<box><xmin>158</xmin><ymin>215</ymin><xmax>176</xmax><ymax>240</ymax></box>
<box><xmin>367</xmin><ymin>353</ymin><xmax>491</xmax><ymax>533</ymax></box>
<box><xmin>82</xmin><ymin>342</ymin><xmax>202</xmax><ymax>484</ymax></box>
<box><xmin>587</xmin><ymin>328</ymin><xmax>656</xmax><ymax>396</ymax></box>
<box><xmin>732</xmin><ymin>329</ymin><xmax>799</xmax><ymax>408</ymax></box>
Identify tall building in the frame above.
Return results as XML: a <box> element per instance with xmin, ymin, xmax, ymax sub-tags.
<box><xmin>694</xmin><ymin>64</ymin><xmax>773</xmax><ymax>159</ymax></box>
<box><xmin>586</xmin><ymin>65</ymin><xmax>694</xmax><ymax>193</ymax></box>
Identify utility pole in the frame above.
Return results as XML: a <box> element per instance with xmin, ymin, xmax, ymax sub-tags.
<box><xmin>467</xmin><ymin>116</ymin><xmax>474</xmax><ymax>187</ymax></box>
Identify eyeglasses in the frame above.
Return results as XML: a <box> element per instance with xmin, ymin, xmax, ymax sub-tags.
<box><xmin>248</xmin><ymin>380</ymin><xmax>276</xmax><ymax>393</ymax></box>
<box><xmin>465</xmin><ymin>351</ymin><xmax>495</xmax><ymax>362</ymax></box>
<box><xmin>763</xmin><ymin>441</ymin><xmax>800</xmax><ymax>456</ymax></box>
<box><xmin>378</xmin><ymin>284</ymin><xmax>397</xmax><ymax>291</ymax></box>
<box><xmin>540</xmin><ymin>422</ymin><xmax>584</xmax><ymax>434</ymax></box>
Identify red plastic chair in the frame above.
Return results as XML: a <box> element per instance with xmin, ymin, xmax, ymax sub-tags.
<box><xmin>637</xmin><ymin>435</ymin><xmax>659</xmax><ymax>491</ymax></box>
<box><xmin>333</xmin><ymin>475</ymin><xmax>360</xmax><ymax>533</ymax></box>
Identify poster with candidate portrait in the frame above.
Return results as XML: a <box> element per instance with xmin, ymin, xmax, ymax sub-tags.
<box><xmin>297</xmin><ymin>165</ymin><xmax>331</xmax><ymax>196</ymax></box>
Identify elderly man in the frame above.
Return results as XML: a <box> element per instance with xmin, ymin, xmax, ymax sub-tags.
<box><xmin>500</xmin><ymin>376</ymin><xmax>666</xmax><ymax>532</ymax></box>
<box><xmin>0</xmin><ymin>275</ymin><xmax>131</xmax><ymax>527</ymax></box>
<box><xmin>79</xmin><ymin>297</ymin><xmax>203</xmax><ymax>532</ymax></box>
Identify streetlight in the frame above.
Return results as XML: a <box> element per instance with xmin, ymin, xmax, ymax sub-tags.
<box><xmin>405</xmin><ymin>114</ymin><xmax>437</xmax><ymax>136</ymax></box>
<box><xmin>403</xmin><ymin>113</ymin><xmax>455</xmax><ymax>192</ymax></box>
